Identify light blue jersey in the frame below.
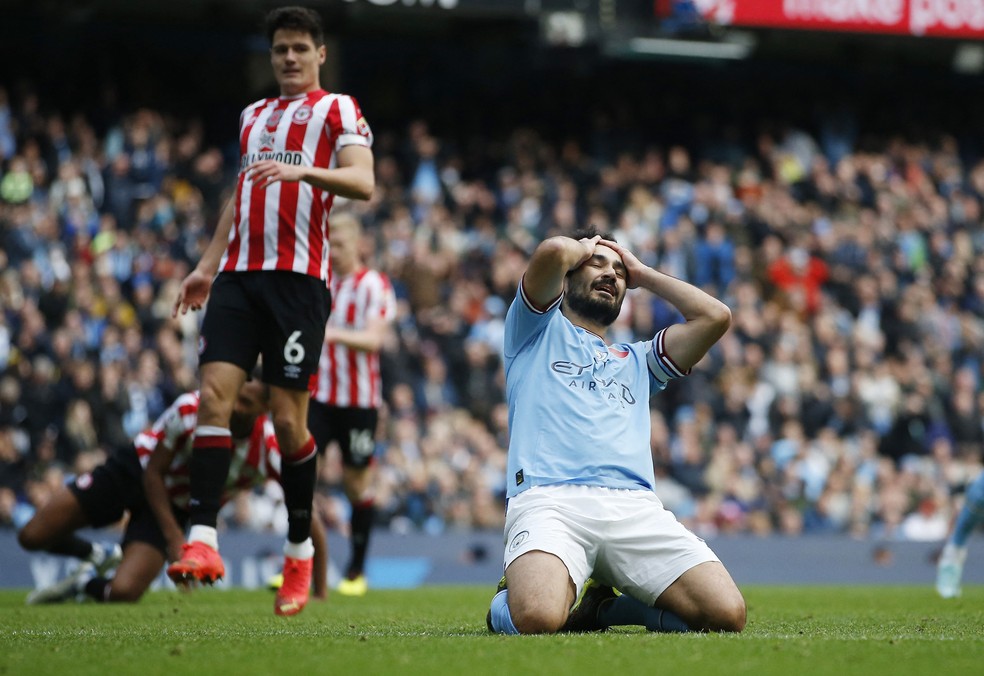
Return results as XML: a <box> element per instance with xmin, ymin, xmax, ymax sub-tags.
<box><xmin>503</xmin><ymin>283</ymin><xmax>688</xmax><ymax>498</ymax></box>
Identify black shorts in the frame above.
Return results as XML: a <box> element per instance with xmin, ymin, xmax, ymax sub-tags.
<box><xmin>307</xmin><ymin>401</ymin><xmax>379</xmax><ymax>468</ymax></box>
<box><xmin>69</xmin><ymin>448</ymin><xmax>189</xmax><ymax>555</ymax></box>
<box><xmin>200</xmin><ymin>271</ymin><xmax>332</xmax><ymax>390</ymax></box>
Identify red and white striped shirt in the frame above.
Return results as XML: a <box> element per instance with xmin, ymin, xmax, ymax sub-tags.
<box><xmin>311</xmin><ymin>268</ymin><xmax>396</xmax><ymax>409</ymax></box>
<box><xmin>220</xmin><ymin>90</ymin><xmax>373</xmax><ymax>281</ymax></box>
<box><xmin>133</xmin><ymin>392</ymin><xmax>281</xmax><ymax>510</ymax></box>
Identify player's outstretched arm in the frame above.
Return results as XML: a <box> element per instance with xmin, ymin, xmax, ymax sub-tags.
<box><xmin>599</xmin><ymin>239</ymin><xmax>731</xmax><ymax>371</ymax></box>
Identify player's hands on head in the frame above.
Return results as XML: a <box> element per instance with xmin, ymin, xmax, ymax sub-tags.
<box><xmin>246</xmin><ymin>160</ymin><xmax>304</xmax><ymax>189</ymax></box>
<box><xmin>597</xmin><ymin>239</ymin><xmax>644</xmax><ymax>289</ymax></box>
<box><xmin>577</xmin><ymin>235</ymin><xmax>602</xmax><ymax>264</ymax></box>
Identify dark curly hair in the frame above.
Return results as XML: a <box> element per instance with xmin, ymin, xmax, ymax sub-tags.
<box><xmin>265</xmin><ymin>6</ymin><xmax>325</xmax><ymax>46</ymax></box>
<box><xmin>570</xmin><ymin>226</ymin><xmax>617</xmax><ymax>244</ymax></box>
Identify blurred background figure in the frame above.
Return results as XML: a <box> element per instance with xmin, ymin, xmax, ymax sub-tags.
<box><xmin>308</xmin><ymin>212</ymin><xmax>396</xmax><ymax>596</ymax></box>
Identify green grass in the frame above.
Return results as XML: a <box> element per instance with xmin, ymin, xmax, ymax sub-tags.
<box><xmin>1</xmin><ymin>586</ymin><xmax>982</xmax><ymax>676</ymax></box>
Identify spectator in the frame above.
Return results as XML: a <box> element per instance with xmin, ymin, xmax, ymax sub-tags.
<box><xmin>1</xmin><ymin>83</ymin><xmax>983</xmax><ymax>547</ymax></box>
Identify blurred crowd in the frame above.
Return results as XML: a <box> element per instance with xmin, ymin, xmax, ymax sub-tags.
<box><xmin>1</xmin><ymin>81</ymin><xmax>982</xmax><ymax>545</ymax></box>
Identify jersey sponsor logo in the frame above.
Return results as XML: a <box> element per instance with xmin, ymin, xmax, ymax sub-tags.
<box><xmin>551</xmin><ymin>360</ymin><xmax>593</xmax><ymax>376</ymax></box>
<box><xmin>550</xmin><ymin>360</ymin><xmax>638</xmax><ymax>408</ymax></box>
<box><xmin>266</xmin><ymin>109</ymin><xmax>284</xmax><ymax>129</ymax></box>
<box><xmin>356</xmin><ymin>116</ymin><xmax>370</xmax><ymax>136</ymax></box>
<box><xmin>292</xmin><ymin>105</ymin><xmax>313</xmax><ymax>124</ymax></box>
<box><xmin>508</xmin><ymin>530</ymin><xmax>529</xmax><ymax>552</ymax></box>
<box><xmin>239</xmin><ymin>150</ymin><xmax>304</xmax><ymax>170</ymax></box>
<box><xmin>258</xmin><ymin>130</ymin><xmax>276</xmax><ymax>152</ymax></box>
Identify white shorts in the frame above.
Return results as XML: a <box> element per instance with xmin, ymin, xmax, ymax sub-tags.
<box><xmin>503</xmin><ymin>484</ymin><xmax>719</xmax><ymax>604</ymax></box>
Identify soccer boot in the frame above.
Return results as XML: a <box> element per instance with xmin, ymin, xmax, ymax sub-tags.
<box><xmin>485</xmin><ymin>576</ymin><xmax>508</xmax><ymax>632</ymax></box>
<box><xmin>26</xmin><ymin>562</ymin><xmax>95</xmax><ymax>605</ymax></box>
<box><xmin>337</xmin><ymin>574</ymin><xmax>368</xmax><ymax>597</ymax></box>
<box><xmin>274</xmin><ymin>555</ymin><xmax>312</xmax><ymax>616</ymax></box>
<box><xmin>166</xmin><ymin>541</ymin><xmax>225</xmax><ymax>585</ymax></box>
<box><xmin>92</xmin><ymin>542</ymin><xmax>123</xmax><ymax>576</ymax></box>
<box><xmin>563</xmin><ymin>578</ymin><xmax>617</xmax><ymax>633</ymax></box>
<box><xmin>936</xmin><ymin>542</ymin><xmax>967</xmax><ymax>599</ymax></box>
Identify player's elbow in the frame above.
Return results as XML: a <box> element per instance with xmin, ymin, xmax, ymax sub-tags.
<box><xmin>709</xmin><ymin>301</ymin><xmax>732</xmax><ymax>335</ymax></box>
<box><xmin>351</xmin><ymin>172</ymin><xmax>375</xmax><ymax>201</ymax></box>
<box><xmin>353</xmin><ymin>181</ymin><xmax>374</xmax><ymax>201</ymax></box>
<box><xmin>697</xmin><ymin>300</ymin><xmax>731</xmax><ymax>342</ymax></box>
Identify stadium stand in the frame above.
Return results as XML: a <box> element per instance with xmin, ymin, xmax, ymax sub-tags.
<box><xmin>2</xmin><ymin>2</ymin><xmax>984</xmax><ymax>551</ymax></box>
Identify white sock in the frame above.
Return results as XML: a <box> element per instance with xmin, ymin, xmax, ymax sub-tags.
<box><xmin>284</xmin><ymin>538</ymin><xmax>314</xmax><ymax>560</ymax></box>
<box><xmin>189</xmin><ymin>525</ymin><xmax>219</xmax><ymax>551</ymax></box>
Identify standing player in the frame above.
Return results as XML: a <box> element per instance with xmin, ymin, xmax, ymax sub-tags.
<box><xmin>18</xmin><ymin>380</ymin><xmax>328</xmax><ymax>604</ymax></box>
<box><xmin>486</xmin><ymin>229</ymin><xmax>745</xmax><ymax>634</ymax></box>
<box><xmin>308</xmin><ymin>212</ymin><xmax>396</xmax><ymax>596</ymax></box>
<box><xmin>169</xmin><ymin>6</ymin><xmax>374</xmax><ymax>617</ymax></box>
<box><xmin>936</xmin><ymin>470</ymin><xmax>984</xmax><ymax>598</ymax></box>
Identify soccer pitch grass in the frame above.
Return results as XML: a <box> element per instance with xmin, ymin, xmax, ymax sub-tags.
<box><xmin>1</xmin><ymin>586</ymin><xmax>981</xmax><ymax>676</ymax></box>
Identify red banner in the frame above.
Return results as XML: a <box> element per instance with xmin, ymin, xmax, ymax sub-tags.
<box><xmin>695</xmin><ymin>0</ymin><xmax>984</xmax><ymax>39</ymax></box>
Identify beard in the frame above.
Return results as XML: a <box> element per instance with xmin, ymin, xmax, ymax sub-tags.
<box><xmin>565</xmin><ymin>283</ymin><xmax>622</xmax><ymax>327</ymax></box>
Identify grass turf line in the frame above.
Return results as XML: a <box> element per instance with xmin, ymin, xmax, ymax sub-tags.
<box><xmin>1</xmin><ymin>586</ymin><xmax>982</xmax><ymax>676</ymax></box>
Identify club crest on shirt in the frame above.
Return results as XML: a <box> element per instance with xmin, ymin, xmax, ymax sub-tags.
<box><xmin>266</xmin><ymin>109</ymin><xmax>284</xmax><ymax>129</ymax></box>
<box><xmin>292</xmin><ymin>105</ymin><xmax>313</xmax><ymax>124</ymax></box>
<box><xmin>508</xmin><ymin>530</ymin><xmax>529</xmax><ymax>552</ymax></box>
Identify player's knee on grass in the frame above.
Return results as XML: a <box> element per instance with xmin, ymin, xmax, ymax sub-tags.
<box><xmin>108</xmin><ymin>578</ymin><xmax>146</xmax><ymax>603</ymax></box>
<box><xmin>699</xmin><ymin>592</ymin><xmax>746</xmax><ymax>633</ymax></box>
<box><xmin>17</xmin><ymin>521</ymin><xmax>49</xmax><ymax>551</ymax></box>
<box><xmin>508</xmin><ymin>596</ymin><xmax>569</xmax><ymax>634</ymax></box>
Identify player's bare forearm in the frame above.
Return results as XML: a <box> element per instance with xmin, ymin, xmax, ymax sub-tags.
<box><xmin>246</xmin><ymin>146</ymin><xmax>374</xmax><ymax>199</ymax></box>
<box><xmin>598</xmin><ymin>238</ymin><xmax>730</xmax><ymax>369</ymax></box>
<box><xmin>300</xmin><ymin>164</ymin><xmax>374</xmax><ymax>200</ymax></box>
<box><xmin>324</xmin><ymin>319</ymin><xmax>389</xmax><ymax>352</ymax></box>
<box><xmin>523</xmin><ymin>236</ymin><xmax>599</xmax><ymax>310</ymax></box>
<box><xmin>196</xmin><ymin>197</ymin><xmax>236</xmax><ymax>276</ymax></box>
<box><xmin>638</xmin><ymin>266</ymin><xmax>731</xmax><ymax>370</ymax></box>
<box><xmin>143</xmin><ymin>449</ymin><xmax>185</xmax><ymax>559</ymax></box>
